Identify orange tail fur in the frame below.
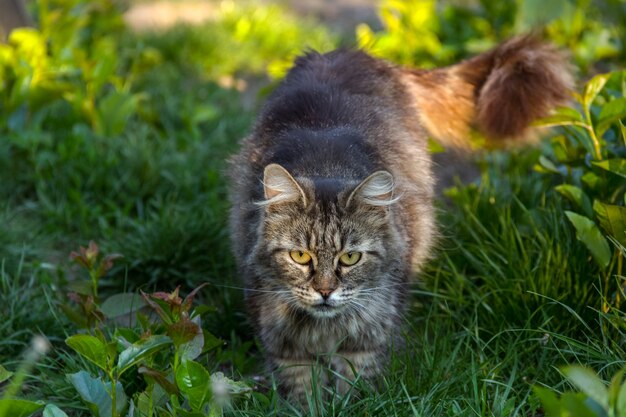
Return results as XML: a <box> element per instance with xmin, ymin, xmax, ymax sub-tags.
<box><xmin>401</xmin><ymin>36</ymin><xmax>574</xmax><ymax>148</ymax></box>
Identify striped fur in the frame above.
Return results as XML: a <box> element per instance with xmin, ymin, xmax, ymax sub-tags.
<box><xmin>228</xmin><ymin>36</ymin><xmax>572</xmax><ymax>401</ymax></box>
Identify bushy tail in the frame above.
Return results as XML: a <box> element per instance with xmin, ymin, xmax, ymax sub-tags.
<box><xmin>401</xmin><ymin>36</ymin><xmax>574</xmax><ymax>148</ymax></box>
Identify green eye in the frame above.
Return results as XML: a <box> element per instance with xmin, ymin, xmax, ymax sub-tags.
<box><xmin>289</xmin><ymin>250</ymin><xmax>312</xmax><ymax>265</ymax></box>
<box><xmin>339</xmin><ymin>252</ymin><xmax>362</xmax><ymax>266</ymax></box>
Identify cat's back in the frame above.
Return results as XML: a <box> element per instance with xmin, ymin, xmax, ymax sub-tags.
<box><xmin>276</xmin><ymin>48</ymin><xmax>398</xmax><ymax>102</ymax></box>
<box><xmin>253</xmin><ymin>49</ymin><xmax>407</xmax><ymax>147</ymax></box>
<box><xmin>230</xmin><ymin>49</ymin><xmax>409</xmax><ymax>192</ymax></box>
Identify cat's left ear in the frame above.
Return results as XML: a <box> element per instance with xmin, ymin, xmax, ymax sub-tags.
<box><xmin>346</xmin><ymin>170</ymin><xmax>397</xmax><ymax>208</ymax></box>
<box><xmin>260</xmin><ymin>163</ymin><xmax>308</xmax><ymax>206</ymax></box>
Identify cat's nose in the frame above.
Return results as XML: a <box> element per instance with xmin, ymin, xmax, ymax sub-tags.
<box><xmin>318</xmin><ymin>289</ymin><xmax>334</xmax><ymax>300</ymax></box>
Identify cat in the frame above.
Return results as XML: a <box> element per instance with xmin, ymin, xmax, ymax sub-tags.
<box><xmin>228</xmin><ymin>36</ymin><xmax>572</xmax><ymax>398</ymax></box>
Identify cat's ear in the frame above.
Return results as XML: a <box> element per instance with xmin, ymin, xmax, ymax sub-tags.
<box><xmin>259</xmin><ymin>163</ymin><xmax>307</xmax><ymax>206</ymax></box>
<box><xmin>346</xmin><ymin>170</ymin><xmax>397</xmax><ymax>208</ymax></box>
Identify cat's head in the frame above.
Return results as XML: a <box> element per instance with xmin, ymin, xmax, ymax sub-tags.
<box><xmin>252</xmin><ymin>163</ymin><xmax>406</xmax><ymax>319</ymax></box>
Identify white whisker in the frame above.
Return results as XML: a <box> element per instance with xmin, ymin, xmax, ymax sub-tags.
<box><xmin>356</xmin><ymin>282</ymin><xmax>408</xmax><ymax>293</ymax></box>
<box><xmin>208</xmin><ymin>283</ymin><xmax>292</xmax><ymax>294</ymax></box>
<box><xmin>350</xmin><ymin>299</ymin><xmax>367</xmax><ymax>311</ymax></box>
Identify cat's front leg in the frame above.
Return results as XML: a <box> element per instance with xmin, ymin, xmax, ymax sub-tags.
<box><xmin>331</xmin><ymin>349</ymin><xmax>384</xmax><ymax>394</ymax></box>
<box><xmin>271</xmin><ymin>355</ymin><xmax>327</xmax><ymax>400</ymax></box>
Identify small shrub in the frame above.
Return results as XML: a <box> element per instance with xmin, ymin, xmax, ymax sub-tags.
<box><xmin>535</xmin><ymin>366</ymin><xmax>626</xmax><ymax>417</ymax></box>
<box><xmin>61</xmin><ymin>241</ymin><xmax>250</xmax><ymax>417</ymax></box>
<box><xmin>535</xmin><ymin>70</ymin><xmax>626</xmax><ymax>312</ymax></box>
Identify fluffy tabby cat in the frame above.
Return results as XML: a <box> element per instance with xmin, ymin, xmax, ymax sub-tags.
<box><xmin>229</xmin><ymin>36</ymin><xmax>572</xmax><ymax>397</ymax></box>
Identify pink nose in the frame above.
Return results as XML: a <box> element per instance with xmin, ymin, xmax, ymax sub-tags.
<box><xmin>318</xmin><ymin>289</ymin><xmax>334</xmax><ymax>299</ymax></box>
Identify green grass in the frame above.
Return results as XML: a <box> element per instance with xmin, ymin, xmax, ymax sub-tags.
<box><xmin>1</xmin><ymin>0</ymin><xmax>625</xmax><ymax>416</ymax></box>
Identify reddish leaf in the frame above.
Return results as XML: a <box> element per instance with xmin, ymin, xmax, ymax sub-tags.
<box><xmin>141</xmin><ymin>290</ymin><xmax>172</xmax><ymax>324</ymax></box>
<box><xmin>182</xmin><ymin>283</ymin><xmax>209</xmax><ymax>314</ymax></box>
<box><xmin>138</xmin><ymin>366</ymin><xmax>180</xmax><ymax>395</ymax></box>
<box><xmin>167</xmin><ymin>317</ymin><xmax>201</xmax><ymax>346</ymax></box>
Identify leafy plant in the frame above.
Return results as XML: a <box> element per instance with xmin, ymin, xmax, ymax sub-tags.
<box><xmin>535</xmin><ymin>71</ymin><xmax>626</xmax><ymax>310</ymax></box>
<box><xmin>535</xmin><ymin>366</ymin><xmax>626</xmax><ymax>417</ymax></box>
<box><xmin>357</xmin><ymin>0</ymin><xmax>624</xmax><ymax>69</ymax></box>
<box><xmin>61</xmin><ymin>242</ymin><xmax>249</xmax><ymax>416</ymax></box>
<box><xmin>0</xmin><ymin>0</ymin><xmax>149</xmax><ymax>135</ymax></box>
<box><xmin>60</xmin><ymin>241</ymin><xmax>123</xmax><ymax>329</ymax></box>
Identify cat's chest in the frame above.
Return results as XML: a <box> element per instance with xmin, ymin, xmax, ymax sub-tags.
<box><xmin>267</xmin><ymin>309</ymin><xmax>391</xmax><ymax>356</ymax></box>
<box><xmin>257</xmin><ymin>297</ymin><xmax>398</xmax><ymax>358</ymax></box>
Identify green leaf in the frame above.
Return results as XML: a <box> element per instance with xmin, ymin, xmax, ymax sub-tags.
<box><xmin>113</xmin><ymin>328</ymin><xmax>140</xmax><ymax>345</ymax></box>
<box><xmin>100</xmin><ymin>293</ymin><xmax>146</xmax><ymax>319</ymax></box>
<box><xmin>618</xmin><ymin>376</ymin><xmax>626</xmax><ymax>417</ymax></box>
<box><xmin>0</xmin><ymin>364</ymin><xmax>13</xmax><ymax>383</ymax></box>
<box><xmin>550</xmin><ymin>135</ymin><xmax>575</xmax><ymax>163</ymax></box>
<box><xmin>43</xmin><ymin>404</ymin><xmax>69</xmax><ymax>417</ymax></box>
<box><xmin>96</xmin><ymin>91</ymin><xmax>138</xmax><ymax>136</ymax></box>
<box><xmin>250</xmin><ymin>392</ymin><xmax>271</xmax><ymax>408</ymax></box>
<box><xmin>516</xmin><ymin>0</ymin><xmax>568</xmax><ymax>30</ymax></box>
<box><xmin>592</xmin><ymin>159</ymin><xmax>626</xmax><ymax>179</ymax></box>
<box><xmin>178</xmin><ymin>318</ymin><xmax>204</xmax><ymax>361</ymax></box>
<box><xmin>609</xmin><ymin>370</ymin><xmax>625</xmax><ymax>412</ymax></box>
<box><xmin>582</xmin><ymin>171</ymin><xmax>603</xmax><ymax>191</ymax></box>
<box><xmin>537</xmin><ymin>155</ymin><xmax>563</xmax><ymax>174</ymax></box>
<box><xmin>202</xmin><ymin>330</ymin><xmax>224</xmax><ymax>354</ymax></box>
<box><xmin>533</xmin><ymin>106</ymin><xmax>584</xmax><ymax>128</ymax></box>
<box><xmin>208</xmin><ymin>405</ymin><xmax>222</xmax><ymax>417</ymax></box>
<box><xmin>583</xmin><ymin>73</ymin><xmax>611</xmax><ymax>110</ymax></box>
<box><xmin>117</xmin><ymin>335</ymin><xmax>172</xmax><ymax>376</ymax></box>
<box><xmin>136</xmin><ymin>391</ymin><xmax>151</xmax><ymax>416</ymax></box>
<box><xmin>565</xmin><ymin>211</ymin><xmax>612</xmax><ymax>268</ymax></box>
<box><xmin>563</xmin><ymin>366</ymin><xmax>609</xmax><ymax>409</ymax></box>
<box><xmin>555</xmin><ymin>185</ymin><xmax>593</xmax><ymax>218</ymax></box>
<box><xmin>175</xmin><ymin>410</ymin><xmax>206</xmax><ymax>417</ymax></box>
<box><xmin>136</xmin><ymin>385</ymin><xmax>168</xmax><ymax>416</ymax></box>
<box><xmin>192</xmin><ymin>305</ymin><xmax>217</xmax><ymax>317</ymax></box>
<box><xmin>138</xmin><ymin>366</ymin><xmax>179</xmax><ymax>395</ymax></box>
<box><xmin>91</xmin><ymin>40</ymin><xmax>117</xmax><ymax>92</ymax></box>
<box><xmin>585</xmin><ymin>398</ymin><xmax>610</xmax><ymax>417</ymax></box>
<box><xmin>0</xmin><ymin>399</ymin><xmax>43</xmax><ymax>417</ymax></box>
<box><xmin>58</xmin><ymin>304</ymin><xmax>89</xmax><ymax>328</ymax></box>
<box><xmin>175</xmin><ymin>360</ymin><xmax>212</xmax><ymax>412</ymax></box>
<box><xmin>560</xmin><ymin>393</ymin><xmax>600</xmax><ymax>417</ymax></box>
<box><xmin>140</xmin><ymin>291</ymin><xmax>172</xmax><ymax>325</ymax></box>
<box><xmin>594</xmin><ymin>201</ymin><xmax>626</xmax><ymax>246</ymax></box>
<box><xmin>65</xmin><ymin>280</ymin><xmax>93</xmax><ymax>296</ymax></box>
<box><xmin>154</xmin><ymin>406</ymin><xmax>173</xmax><ymax>417</ymax></box>
<box><xmin>533</xmin><ymin>386</ymin><xmax>561</xmax><ymax>417</ymax></box>
<box><xmin>597</xmin><ymin>97</ymin><xmax>626</xmax><ymax>136</ymax></box>
<box><xmin>66</xmin><ymin>335</ymin><xmax>109</xmax><ymax>373</ymax></box>
<box><xmin>68</xmin><ymin>371</ymin><xmax>127</xmax><ymax>417</ymax></box>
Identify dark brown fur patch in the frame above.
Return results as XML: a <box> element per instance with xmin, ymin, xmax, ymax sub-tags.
<box><xmin>471</xmin><ymin>36</ymin><xmax>574</xmax><ymax>139</ymax></box>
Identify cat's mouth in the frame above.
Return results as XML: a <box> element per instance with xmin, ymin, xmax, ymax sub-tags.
<box><xmin>308</xmin><ymin>301</ymin><xmax>343</xmax><ymax>318</ymax></box>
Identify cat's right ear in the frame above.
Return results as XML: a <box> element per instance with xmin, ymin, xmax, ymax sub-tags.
<box><xmin>346</xmin><ymin>170</ymin><xmax>397</xmax><ymax>208</ymax></box>
<box><xmin>258</xmin><ymin>163</ymin><xmax>307</xmax><ymax>207</ymax></box>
